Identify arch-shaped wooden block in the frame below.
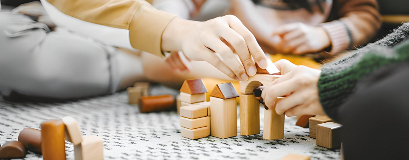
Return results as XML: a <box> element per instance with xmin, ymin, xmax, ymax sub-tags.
<box><xmin>240</xmin><ymin>75</ymin><xmax>281</xmax><ymax>95</ymax></box>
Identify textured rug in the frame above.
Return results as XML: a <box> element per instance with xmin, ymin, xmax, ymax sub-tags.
<box><xmin>0</xmin><ymin>85</ymin><xmax>340</xmax><ymax>160</ymax></box>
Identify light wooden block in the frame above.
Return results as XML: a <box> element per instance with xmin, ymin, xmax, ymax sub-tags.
<box><xmin>177</xmin><ymin>95</ymin><xmax>181</xmax><ymax>115</ymax></box>
<box><xmin>181</xmin><ymin>102</ymin><xmax>211</xmax><ymax>115</ymax></box>
<box><xmin>240</xmin><ymin>94</ymin><xmax>260</xmax><ymax>135</ymax></box>
<box><xmin>280</xmin><ymin>153</ymin><xmax>310</xmax><ymax>160</ymax></box>
<box><xmin>309</xmin><ymin>116</ymin><xmax>332</xmax><ymax>138</ymax></box>
<box><xmin>134</xmin><ymin>82</ymin><xmax>149</xmax><ymax>96</ymax></box>
<box><xmin>179</xmin><ymin>92</ymin><xmax>206</xmax><ymax>103</ymax></box>
<box><xmin>180</xmin><ymin>116</ymin><xmax>209</xmax><ymax>129</ymax></box>
<box><xmin>180</xmin><ymin>105</ymin><xmax>208</xmax><ymax>119</ymax></box>
<box><xmin>128</xmin><ymin>87</ymin><xmax>142</xmax><ymax>104</ymax></box>
<box><xmin>181</xmin><ymin>126</ymin><xmax>210</xmax><ymax>139</ymax></box>
<box><xmin>62</xmin><ymin>116</ymin><xmax>83</xmax><ymax>145</ymax></box>
<box><xmin>240</xmin><ymin>74</ymin><xmax>281</xmax><ymax>94</ymax></box>
<box><xmin>316</xmin><ymin>122</ymin><xmax>342</xmax><ymax>149</ymax></box>
<box><xmin>74</xmin><ymin>135</ymin><xmax>104</xmax><ymax>160</ymax></box>
<box><xmin>263</xmin><ymin>97</ymin><xmax>285</xmax><ymax>140</ymax></box>
<box><xmin>210</xmin><ymin>97</ymin><xmax>237</xmax><ymax>139</ymax></box>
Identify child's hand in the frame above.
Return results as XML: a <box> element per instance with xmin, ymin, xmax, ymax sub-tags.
<box><xmin>272</xmin><ymin>23</ymin><xmax>331</xmax><ymax>55</ymax></box>
<box><xmin>261</xmin><ymin>59</ymin><xmax>326</xmax><ymax>117</ymax></box>
<box><xmin>165</xmin><ymin>51</ymin><xmax>191</xmax><ymax>72</ymax></box>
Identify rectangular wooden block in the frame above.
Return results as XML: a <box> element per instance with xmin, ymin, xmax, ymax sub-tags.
<box><xmin>179</xmin><ymin>92</ymin><xmax>206</xmax><ymax>103</ymax></box>
<box><xmin>296</xmin><ymin>115</ymin><xmax>315</xmax><ymax>128</ymax></box>
<box><xmin>316</xmin><ymin>122</ymin><xmax>342</xmax><ymax>149</ymax></box>
<box><xmin>180</xmin><ymin>116</ymin><xmax>209</xmax><ymax>129</ymax></box>
<box><xmin>62</xmin><ymin>116</ymin><xmax>83</xmax><ymax>145</ymax></box>
<box><xmin>74</xmin><ymin>135</ymin><xmax>104</xmax><ymax>160</ymax></box>
<box><xmin>181</xmin><ymin>126</ymin><xmax>210</xmax><ymax>139</ymax></box>
<box><xmin>128</xmin><ymin>87</ymin><xmax>142</xmax><ymax>104</ymax></box>
<box><xmin>177</xmin><ymin>95</ymin><xmax>181</xmax><ymax>115</ymax></box>
<box><xmin>41</xmin><ymin>119</ymin><xmax>66</xmax><ymax>160</ymax></box>
<box><xmin>309</xmin><ymin>116</ymin><xmax>332</xmax><ymax>138</ymax></box>
<box><xmin>263</xmin><ymin>98</ymin><xmax>285</xmax><ymax>140</ymax></box>
<box><xmin>180</xmin><ymin>105</ymin><xmax>208</xmax><ymax>119</ymax></box>
<box><xmin>240</xmin><ymin>94</ymin><xmax>260</xmax><ymax>135</ymax></box>
<box><xmin>280</xmin><ymin>153</ymin><xmax>310</xmax><ymax>160</ymax></box>
<box><xmin>210</xmin><ymin>97</ymin><xmax>237</xmax><ymax>139</ymax></box>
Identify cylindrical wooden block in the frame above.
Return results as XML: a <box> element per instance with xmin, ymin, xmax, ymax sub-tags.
<box><xmin>263</xmin><ymin>97</ymin><xmax>285</xmax><ymax>140</ymax></box>
<box><xmin>18</xmin><ymin>128</ymin><xmax>42</xmax><ymax>154</ymax></box>
<box><xmin>0</xmin><ymin>141</ymin><xmax>27</xmax><ymax>159</ymax></box>
<box><xmin>41</xmin><ymin>119</ymin><xmax>66</xmax><ymax>160</ymax></box>
<box><xmin>240</xmin><ymin>94</ymin><xmax>260</xmax><ymax>135</ymax></box>
<box><xmin>139</xmin><ymin>95</ymin><xmax>175</xmax><ymax>113</ymax></box>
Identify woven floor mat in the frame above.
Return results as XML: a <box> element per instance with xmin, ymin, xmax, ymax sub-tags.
<box><xmin>0</xmin><ymin>91</ymin><xmax>340</xmax><ymax>160</ymax></box>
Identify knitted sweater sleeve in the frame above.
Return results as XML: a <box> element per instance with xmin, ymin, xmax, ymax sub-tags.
<box><xmin>318</xmin><ymin>23</ymin><xmax>409</xmax><ymax>121</ymax></box>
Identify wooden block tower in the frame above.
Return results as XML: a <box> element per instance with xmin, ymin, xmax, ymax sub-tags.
<box><xmin>210</xmin><ymin>82</ymin><xmax>239</xmax><ymax>139</ymax></box>
<box><xmin>178</xmin><ymin>79</ymin><xmax>208</xmax><ymax>114</ymax></box>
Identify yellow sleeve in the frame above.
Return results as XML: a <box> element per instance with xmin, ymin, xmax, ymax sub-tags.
<box><xmin>46</xmin><ymin>0</ymin><xmax>176</xmax><ymax>57</ymax></box>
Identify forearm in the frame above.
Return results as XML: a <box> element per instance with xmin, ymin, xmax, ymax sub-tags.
<box><xmin>318</xmin><ymin>23</ymin><xmax>409</xmax><ymax>120</ymax></box>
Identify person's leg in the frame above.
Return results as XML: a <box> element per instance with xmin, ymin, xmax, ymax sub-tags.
<box><xmin>337</xmin><ymin>62</ymin><xmax>409</xmax><ymax>159</ymax></box>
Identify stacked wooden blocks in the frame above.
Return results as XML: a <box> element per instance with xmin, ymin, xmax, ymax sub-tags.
<box><xmin>210</xmin><ymin>82</ymin><xmax>239</xmax><ymax>139</ymax></box>
<box><xmin>316</xmin><ymin>122</ymin><xmax>342</xmax><ymax>149</ymax></box>
<box><xmin>179</xmin><ymin>79</ymin><xmax>210</xmax><ymax>139</ymax></box>
<box><xmin>309</xmin><ymin>116</ymin><xmax>332</xmax><ymax>138</ymax></box>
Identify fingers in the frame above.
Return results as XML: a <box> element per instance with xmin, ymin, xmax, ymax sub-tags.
<box><xmin>293</xmin><ymin>44</ymin><xmax>311</xmax><ymax>55</ymax></box>
<box><xmin>262</xmin><ymin>78</ymin><xmax>300</xmax><ymax>110</ymax></box>
<box><xmin>225</xmin><ymin>15</ymin><xmax>268</xmax><ymax>69</ymax></box>
<box><xmin>202</xmin><ymin>34</ymin><xmax>248</xmax><ymax>81</ymax></box>
<box><xmin>274</xmin><ymin>59</ymin><xmax>297</xmax><ymax>75</ymax></box>
<box><xmin>282</xmin><ymin>37</ymin><xmax>306</xmax><ymax>53</ymax></box>
<box><xmin>272</xmin><ymin>23</ymin><xmax>300</xmax><ymax>36</ymax></box>
<box><xmin>275</xmin><ymin>91</ymin><xmax>306</xmax><ymax>115</ymax></box>
<box><xmin>199</xmin><ymin>45</ymin><xmax>238</xmax><ymax>80</ymax></box>
<box><xmin>218</xmin><ymin>27</ymin><xmax>256</xmax><ymax>77</ymax></box>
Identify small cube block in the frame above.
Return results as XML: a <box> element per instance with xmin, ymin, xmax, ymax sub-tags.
<box><xmin>316</xmin><ymin>122</ymin><xmax>342</xmax><ymax>149</ymax></box>
<box><xmin>181</xmin><ymin>126</ymin><xmax>210</xmax><ymax>139</ymax></box>
<box><xmin>62</xmin><ymin>116</ymin><xmax>83</xmax><ymax>145</ymax></box>
<box><xmin>309</xmin><ymin>116</ymin><xmax>332</xmax><ymax>138</ymax></box>
<box><xmin>180</xmin><ymin>105</ymin><xmax>208</xmax><ymax>119</ymax></box>
<box><xmin>280</xmin><ymin>153</ymin><xmax>310</xmax><ymax>160</ymax></box>
<box><xmin>180</xmin><ymin>116</ymin><xmax>209</xmax><ymax>129</ymax></box>
<box><xmin>74</xmin><ymin>135</ymin><xmax>104</xmax><ymax>160</ymax></box>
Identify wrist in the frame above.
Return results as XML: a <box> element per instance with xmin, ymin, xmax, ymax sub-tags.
<box><xmin>318</xmin><ymin>27</ymin><xmax>331</xmax><ymax>49</ymax></box>
<box><xmin>162</xmin><ymin>17</ymin><xmax>197</xmax><ymax>52</ymax></box>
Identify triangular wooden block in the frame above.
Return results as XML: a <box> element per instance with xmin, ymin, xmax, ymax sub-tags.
<box><xmin>256</xmin><ymin>63</ymin><xmax>269</xmax><ymax>74</ymax></box>
<box><xmin>0</xmin><ymin>141</ymin><xmax>27</xmax><ymax>159</ymax></box>
<box><xmin>62</xmin><ymin>116</ymin><xmax>83</xmax><ymax>145</ymax></box>
<box><xmin>180</xmin><ymin>79</ymin><xmax>208</xmax><ymax>94</ymax></box>
<box><xmin>210</xmin><ymin>82</ymin><xmax>239</xmax><ymax>99</ymax></box>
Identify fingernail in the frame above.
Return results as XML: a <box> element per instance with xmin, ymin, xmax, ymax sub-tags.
<box><xmin>259</xmin><ymin>59</ymin><xmax>268</xmax><ymax>69</ymax></box>
<box><xmin>248</xmin><ymin>66</ymin><xmax>256</xmax><ymax>76</ymax></box>
<box><xmin>241</xmin><ymin>74</ymin><xmax>248</xmax><ymax>81</ymax></box>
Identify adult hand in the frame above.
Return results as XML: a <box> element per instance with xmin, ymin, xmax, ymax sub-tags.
<box><xmin>261</xmin><ymin>59</ymin><xmax>325</xmax><ymax>117</ymax></box>
<box><xmin>162</xmin><ymin>15</ymin><xmax>269</xmax><ymax>81</ymax></box>
<box><xmin>165</xmin><ymin>51</ymin><xmax>191</xmax><ymax>72</ymax></box>
<box><xmin>272</xmin><ymin>23</ymin><xmax>331</xmax><ymax>55</ymax></box>
<box><xmin>12</xmin><ymin>1</ymin><xmax>56</xmax><ymax>29</ymax></box>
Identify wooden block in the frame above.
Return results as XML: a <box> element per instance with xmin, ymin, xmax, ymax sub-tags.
<box><xmin>309</xmin><ymin>116</ymin><xmax>332</xmax><ymax>138</ymax></box>
<box><xmin>280</xmin><ymin>153</ymin><xmax>310</xmax><ymax>160</ymax></box>
<box><xmin>341</xmin><ymin>143</ymin><xmax>344</xmax><ymax>160</ymax></box>
<box><xmin>263</xmin><ymin>97</ymin><xmax>285</xmax><ymax>140</ymax></box>
<box><xmin>240</xmin><ymin>94</ymin><xmax>260</xmax><ymax>135</ymax></box>
<box><xmin>180</xmin><ymin>116</ymin><xmax>209</xmax><ymax>129</ymax></box>
<box><xmin>134</xmin><ymin>82</ymin><xmax>150</xmax><ymax>96</ymax></box>
<box><xmin>210</xmin><ymin>82</ymin><xmax>239</xmax><ymax>99</ymax></box>
<box><xmin>180</xmin><ymin>79</ymin><xmax>208</xmax><ymax>94</ymax></box>
<box><xmin>316</xmin><ymin>122</ymin><xmax>342</xmax><ymax>149</ymax></box>
<box><xmin>18</xmin><ymin>128</ymin><xmax>42</xmax><ymax>154</ymax></box>
<box><xmin>177</xmin><ymin>95</ymin><xmax>181</xmax><ymax>115</ymax></box>
<box><xmin>180</xmin><ymin>104</ymin><xmax>208</xmax><ymax>118</ymax></box>
<box><xmin>62</xmin><ymin>116</ymin><xmax>83</xmax><ymax>145</ymax></box>
<box><xmin>240</xmin><ymin>74</ymin><xmax>281</xmax><ymax>94</ymax></box>
<box><xmin>181</xmin><ymin>126</ymin><xmax>210</xmax><ymax>139</ymax></box>
<box><xmin>181</xmin><ymin>101</ymin><xmax>210</xmax><ymax>107</ymax></box>
<box><xmin>256</xmin><ymin>63</ymin><xmax>269</xmax><ymax>74</ymax></box>
<box><xmin>296</xmin><ymin>115</ymin><xmax>315</xmax><ymax>128</ymax></box>
<box><xmin>74</xmin><ymin>135</ymin><xmax>104</xmax><ymax>160</ymax></box>
<box><xmin>256</xmin><ymin>59</ymin><xmax>279</xmax><ymax>74</ymax></box>
<box><xmin>0</xmin><ymin>141</ymin><xmax>27</xmax><ymax>159</ymax></box>
<box><xmin>41</xmin><ymin>119</ymin><xmax>66</xmax><ymax>160</ymax></box>
<box><xmin>210</xmin><ymin>97</ymin><xmax>237</xmax><ymax>138</ymax></box>
<box><xmin>179</xmin><ymin>92</ymin><xmax>206</xmax><ymax>103</ymax></box>
<box><xmin>128</xmin><ymin>87</ymin><xmax>142</xmax><ymax>104</ymax></box>
<box><xmin>139</xmin><ymin>95</ymin><xmax>175</xmax><ymax>113</ymax></box>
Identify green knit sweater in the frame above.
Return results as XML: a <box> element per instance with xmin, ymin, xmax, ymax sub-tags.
<box><xmin>318</xmin><ymin>23</ymin><xmax>409</xmax><ymax>121</ymax></box>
